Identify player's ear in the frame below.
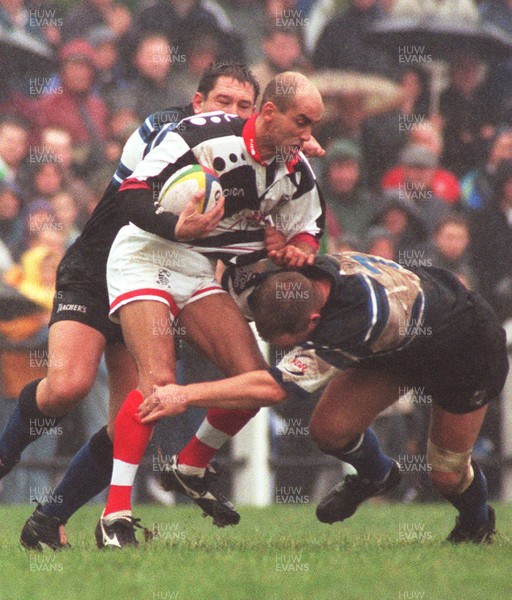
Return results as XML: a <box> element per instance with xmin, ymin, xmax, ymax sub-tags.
<box><xmin>260</xmin><ymin>101</ymin><xmax>278</xmax><ymax>121</ymax></box>
<box><xmin>192</xmin><ymin>92</ymin><xmax>205</xmax><ymax>114</ymax></box>
<box><xmin>308</xmin><ymin>312</ymin><xmax>322</xmax><ymax>331</ymax></box>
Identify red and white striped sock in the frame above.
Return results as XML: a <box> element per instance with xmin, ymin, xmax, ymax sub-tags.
<box><xmin>177</xmin><ymin>408</ymin><xmax>258</xmax><ymax>474</ymax></box>
<box><xmin>104</xmin><ymin>390</ymin><xmax>153</xmax><ymax>517</ymax></box>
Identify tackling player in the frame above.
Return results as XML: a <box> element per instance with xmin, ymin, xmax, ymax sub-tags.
<box><xmin>96</xmin><ymin>72</ymin><xmax>325</xmax><ymax>547</ymax></box>
<box><xmin>1</xmin><ymin>62</ymin><xmax>261</xmax><ymax>550</ymax></box>
<box><xmin>141</xmin><ymin>253</ymin><xmax>508</xmax><ymax>545</ymax></box>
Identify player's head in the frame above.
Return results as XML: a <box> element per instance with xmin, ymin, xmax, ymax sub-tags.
<box><xmin>256</xmin><ymin>72</ymin><xmax>323</xmax><ymax>162</ymax></box>
<box><xmin>249</xmin><ymin>271</ymin><xmax>323</xmax><ymax>346</ymax></box>
<box><xmin>192</xmin><ymin>62</ymin><xmax>259</xmax><ymax>120</ymax></box>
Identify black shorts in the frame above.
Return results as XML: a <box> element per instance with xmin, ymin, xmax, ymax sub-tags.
<box><xmin>365</xmin><ymin>292</ymin><xmax>509</xmax><ymax>414</ymax></box>
<box><xmin>49</xmin><ymin>255</ymin><xmax>124</xmax><ymax>345</ymax></box>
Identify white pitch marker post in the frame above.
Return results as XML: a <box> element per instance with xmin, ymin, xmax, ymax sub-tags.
<box><xmin>231</xmin><ymin>322</ymin><xmax>273</xmax><ymax>506</ymax></box>
<box><xmin>501</xmin><ymin>319</ymin><xmax>512</xmax><ymax>501</ymax></box>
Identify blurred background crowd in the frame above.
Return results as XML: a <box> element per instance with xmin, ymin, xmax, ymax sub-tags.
<box><xmin>0</xmin><ymin>0</ymin><xmax>512</xmax><ymax>506</ymax></box>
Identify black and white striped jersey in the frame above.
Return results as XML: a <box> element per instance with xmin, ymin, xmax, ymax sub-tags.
<box><xmin>119</xmin><ymin>111</ymin><xmax>325</xmax><ymax>263</ymax></box>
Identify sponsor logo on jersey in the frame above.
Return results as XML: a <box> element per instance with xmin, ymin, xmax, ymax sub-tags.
<box><xmin>56</xmin><ymin>303</ymin><xmax>87</xmax><ymax>313</ymax></box>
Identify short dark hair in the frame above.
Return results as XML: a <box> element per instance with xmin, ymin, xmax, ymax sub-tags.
<box><xmin>197</xmin><ymin>62</ymin><xmax>260</xmax><ymax>105</ymax></box>
<box><xmin>249</xmin><ymin>271</ymin><xmax>319</xmax><ymax>341</ymax></box>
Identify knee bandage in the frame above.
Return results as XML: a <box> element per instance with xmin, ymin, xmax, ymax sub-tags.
<box><xmin>427</xmin><ymin>439</ymin><xmax>474</xmax><ymax>494</ymax></box>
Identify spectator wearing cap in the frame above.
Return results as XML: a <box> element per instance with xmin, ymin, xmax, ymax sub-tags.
<box><xmin>387</xmin><ymin>144</ymin><xmax>452</xmax><ymax>235</ymax></box>
<box><xmin>320</xmin><ymin>139</ymin><xmax>377</xmax><ymax>252</ymax></box>
<box><xmin>382</xmin><ymin>128</ymin><xmax>460</xmax><ymax>205</ymax></box>
<box><xmin>35</xmin><ymin>39</ymin><xmax>108</xmax><ymax>175</ymax></box>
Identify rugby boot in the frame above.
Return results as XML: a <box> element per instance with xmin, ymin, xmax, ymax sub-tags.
<box><xmin>316</xmin><ymin>460</ymin><xmax>402</xmax><ymax>524</ymax></box>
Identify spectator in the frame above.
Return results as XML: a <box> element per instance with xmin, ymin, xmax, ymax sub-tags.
<box><xmin>251</xmin><ymin>25</ymin><xmax>311</xmax><ymax>92</ymax></box>
<box><xmin>38</xmin><ymin>127</ymin><xmax>96</xmax><ymax>227</ymax></box>
<box><xmin>461</xmin><ymin>127</ymin><xmax>512</xmax><ymax>210</ymax></box>
<box><xmin>469</xmin><ymin>158</ymin><xmax>512</xmax><ymax>321</ymax></box>
<box><xmin>370</xmin><ymin>190</ymin><xmax>429</xmax><ymax>256</ymax></box>
<box><xmin>320</xmin><ymin>139</ymin><xmax>377</xmax><ymax>251</ymax></box>
<box><xmin>364</xmin><ymin>225</ymin><xmax>396</xmax><ymax>260</ymax></box>
<box><xmin>0</xmin><ymin>116</ymin><xmax>30</xmax><ymax>184</ymax></box>
<box><xmin>312</xmin><ymin>0</ymin><xmax>395</xmax><ymax>77</ymax></box>
<box><xmin>130</xmin><ymin>0</ymin><xmax>244</xmax><ymax>64</ymax></box>
<box><xmin>381</xmin><ymin>119</ymin><xmax>461</xmax><ymax>204</ymax></box>
<box><xmin>362</xmin><ymin>66</ymin><xmax>431</xmax><ymax>188</ymax></box>
<box><xmin>35</xmin><ymin>40</ymin><xmax>109</xmax><ymax>177</ymax></box>
<box><xmin>26</xmin><ymin>162</ymin><xmax>64</xmax><ymax>202</ymax></box>
<box><xmin>420</xmin><ymin>214</ymin><xmax>476</xmax><ymax>289</ymax></box>
<box><xmin>385</xmin><ymin>144</ymin><xmax>452</xmax><ymax>235</ymax></box>
<box><xmin>50</xmin><ymin>191</ymin><xmax>80</xmax><ymax>248</ymax></box>
<box><xmin>87</xmin><ymin>25</ymin><xmax>125</xmax><ymax>108</ymax></box>
<box><xmin>110</xmin><ymin>33</ymin><xmax>189</xmax><ymax>120</ymax></box>
<box><xmin>440</xmin><ymin>54</ymin><xmax>493</xmax><ymax>178</ymax></box>
<box><xmin>0</xmin><ymin>181</ymin><xmax>25</xmax><ymax>261</ymax></box>
<box><xmin>61</xmin><ymin>0</ymin><xmax>131</xmax><ymax>43</ymax></box>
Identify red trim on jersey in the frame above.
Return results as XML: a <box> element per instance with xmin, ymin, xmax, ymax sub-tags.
<box><xmin>242</xmin><ymin>113</ymin><xmax>301</xmax><ymax>171</ymax></box>
<box><xmin>242</xmin><ymin>113</ymin><xmax>267</xmax><ymax>165</ymax></box>
<box><xmin>110</xmin><ymin>288</ymin><xmax>180</xmax><ymax>317</ymax></box>
<box><xmin>119</xmin><ymin>178</ymin><xmax>151</xmax><ymax>192</ymax></box>
<box><xmin>288</xmin><ymin>232</ymin><xmax>319</xmax><ymax>251</ymax></box>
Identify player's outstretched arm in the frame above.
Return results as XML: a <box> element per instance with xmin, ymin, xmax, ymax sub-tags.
<box><xmin>138</xmin><ymin>371</ymin><xmax>287</xmax><ymax>423</ymax></box>
<box><xmin>175</xmin><ymin>192</ymin><xmax>225</xmax><ymax>241</ymax></box>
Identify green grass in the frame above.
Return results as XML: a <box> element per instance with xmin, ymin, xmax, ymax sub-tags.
<box><xmin>0</xmin><ymin>503</ymin><xmax>511</xmax><ymax>600</ymax></box>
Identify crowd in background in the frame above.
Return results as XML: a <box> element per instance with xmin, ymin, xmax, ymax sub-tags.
<box><xmin>0</xmin><ymin>0</ymin><xmax>511</xmax><ymax>503</ymax></box>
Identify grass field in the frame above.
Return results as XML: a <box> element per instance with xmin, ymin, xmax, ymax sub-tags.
<box><xmin>0</xmin><ymin>503</ymin><xmax>511</xmax><ymax>600</ymax></box>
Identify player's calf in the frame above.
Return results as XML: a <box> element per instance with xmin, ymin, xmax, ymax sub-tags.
<box><xmin>427</xmin><ymin>440</ymin><xmax>496</xmax><ymax>543</ymax></box>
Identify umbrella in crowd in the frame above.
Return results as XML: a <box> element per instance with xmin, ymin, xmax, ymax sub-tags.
<box><xmin>0</xmin><ymin>22</ymin><xmax>55</xmax><ymax>80</ymax></box>
<box><xmin>366</xmin><ymin>17</ymin><xmax>512</xmax><ymax>113</ymax></box>
<box><xmin>367</xmin><ymin>17</ymin><xmax>512</xmax><ymax>62</ymax></box>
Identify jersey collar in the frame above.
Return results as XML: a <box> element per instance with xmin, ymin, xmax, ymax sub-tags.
<box><xmin>242</xmin><ymin>113</ymin><xmax>301</xmax><ymax>172</ymax></box>
<box><xmin>242</xmin><ymin>113</ymin><xmax>267</xmax><ymax>165</ymax></box>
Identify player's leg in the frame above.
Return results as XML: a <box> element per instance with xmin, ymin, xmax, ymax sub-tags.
<box><xmin>159</xmin><ymin>293</ymin><xmax>267</xmax><ymax>526</ymax></box>
<box><xmin>176</xmin><ymin>293</ymin><xmax>267</xmax><ymax>470</ymax></box>
<box><xmin>0</xmin><ymin>321</ymin><xmax>105</xmax><ymax>479</ymax></box>
<box><xmin>35</xmin><ymin>343</ymin><xmax>138</xmax><ymax>527</ymax></box>
<box><xmin>310</xmin><ymin>369</ymin><xmax>403</xmax><ymax>524</ymax></box>
<box><xmin>99</xmin><ymin>300</ymin><xmax>177</xmax><ymax>547</ymax></box>
<box><xmin>427</xmin><ymin>403</ymin><xmax>496</xmax><ymax>543</ymax></box>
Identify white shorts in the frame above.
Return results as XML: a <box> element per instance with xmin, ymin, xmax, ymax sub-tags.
<box><xmin>107</xmin><ymin>223</ymin><xmax>225</xmax><ymax>322</ymax></box>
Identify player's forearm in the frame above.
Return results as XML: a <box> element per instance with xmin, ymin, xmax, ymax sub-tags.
<box><xmin>118</xmin><ymin>187</ymin><xmax>179</xmax><ymax>240</ymax></box>
<box><xmin>183</xmin><ymin>370</ymin><xmax>287</xmax><ymax>410</ymax></box>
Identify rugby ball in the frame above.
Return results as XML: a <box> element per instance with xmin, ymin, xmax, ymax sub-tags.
<box><xmin>156</xmin><ymin>164</ymin><xmax>222</xmax><ymax>215</ymax></box>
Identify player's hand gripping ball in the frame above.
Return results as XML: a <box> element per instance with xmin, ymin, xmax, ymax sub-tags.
<box><xmin>156</xmin><ymin>164</ymin><xmax>222</xmax><ymax>215</ymax></box>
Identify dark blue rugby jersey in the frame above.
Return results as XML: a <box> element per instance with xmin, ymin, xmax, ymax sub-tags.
<box><xmin>60</xmin><ymin>105</ymin><xmax>193</xmax><ymax>282</ymax></box>
<box><xmin>256</xmin><ymin>253</ymin><xmax>472</xmax><ymax>394</ymax></box>
<box><xmin>118</xmin><ymin>111</ymin><xmax>325</xmax><ymax>263</ymax></box>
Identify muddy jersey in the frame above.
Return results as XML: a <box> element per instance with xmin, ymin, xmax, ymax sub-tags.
<box><xmin>226</xmin><ymin>253</ymin><xmax>473</xmax><ymax>394</ymax></box>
